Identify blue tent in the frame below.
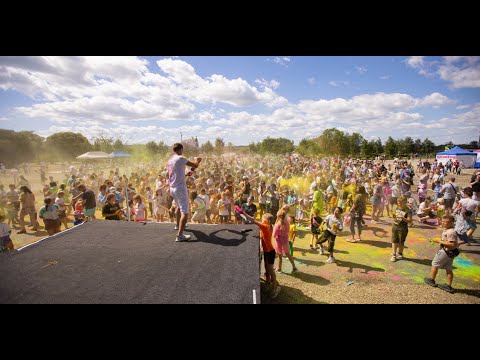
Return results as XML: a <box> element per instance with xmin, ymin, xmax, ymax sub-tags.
<box><xmin>109</xmin><ymin>151</ymin><xmax>131</xmax><ymax>157</ymax></box>
<box><xmin>435</xmin><ymin>146</ymin><xmax>475</xmax><ymax>156</ymax></box>
<box><xmin>436</xmin><ymin>146</ymin><xmax>477</xmax><ymax>168</ymax></box>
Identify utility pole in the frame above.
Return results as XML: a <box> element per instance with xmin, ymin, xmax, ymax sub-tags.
<box><xmin>180</xmin><ymin>132</ymin><xmax>183</xmax><ymax>142</ymax></box>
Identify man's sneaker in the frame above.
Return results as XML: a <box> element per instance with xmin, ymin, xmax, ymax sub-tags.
<box><xmin>175</xmin><ymin>234</ymin><xmax>191</xmax><ymax>242</ymax></box>
<box><xmin>319</xmin><ymin>246</ymin><xmax>325</xmax><ymax>255</ymax></box>
<box><xmin>390</xmin><ymin>255</ymin><xmax>396</xmax><ymax>262</ymax></box>
<box><xmin>326</xmin><ymin>256</ymin><xmax>336</xmax><ymax>263</ymax></box>
<box><xmin>438</xmin><ymin>284</ymin><xmax>454</xmax><ymax>293</ymax></box>
<box><xmin>424</xmin><ymin>277</ymin><xmax>437</xmax><ymax>287</ymax></box>
<box><xmin>396</xmin><ymin>253</ymin><xmax>403</xmax><ymax>260</ymax></box>
<box><xmin>271</xmin><ymin>286</ymin><xmax>281</xmax><ymax>299</ymax></box>
<box><xmin>174</xmin><ymin>224</ymin><xmax>188</xmax><ymax>230</ymax></box>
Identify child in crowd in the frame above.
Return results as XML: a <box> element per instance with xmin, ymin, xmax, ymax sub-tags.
<box><xmin>73</xmin><ymin>210</ymin><xmax>85</xmax><ymax>226</ymax></box>
<box><xmin>218</xmin><ymin>192</ymin><xmax>229</xmax><ymax>224</ymax></box>
<box><xmin>55</xmin><ymin>191</ymin><xmax>69</xmax><ymax>230</ymax></box>
<box><xmin>0</xmin><ymin>213</ymin><xmax>14</xmax><ymax>252</ymax></box>
<box><xmin>153</xmin><ymin>188</ymin><xmax>166</xmax><ymax>223</ymax></box>
<box><xmin>436</xmin><ymin>198</ymin><xmax>445</xmax><ymax>226</ymax></box>
<box><xmin>6</xmin><ymin>201</ymin><xmax>16</xmax><ymax>227</ymax></box>
<box><xmin>433</xmin><ymin>181</ymin><xmax>443</xmax><ymax>202</ymax></box>
<box><xmin>310</xmin><ymin>208</ymin><xmax>322</xmax><ymax>250</ymax></box>
<box><xmin>191</xmin><ymin>190</ymin><xmax>206</xmax><ymax>224</ymax></box>
<box><xmin>455</xmin><ymin>210</ymin><xmax>474</xmax><ymax>246</ymax></box>
<box><xmin>390</xmin><ymin>196</ymin><xmax>412</xmax><ymax>262</ymax></box>
<box><xmin>288</xmin><ymin>215</ymin><xmax>296</xmax><ymax>256</ymax></box>
<box><xmin>133</xmin><ymin>195</ymin><xmax>146</xmax><ymax>222</ymax></box>
<box><xmin>102</xmin><ymin>193</ymin><xmax>122</xmax><ymax>221</ymax></box>
<box><xmin>273</xmin><ymin>209</ymin><xmax>297</xmax><ymax>273</ymax></box>
<box><xmin>145</xmin><ymin>186</ymin><xmax>153</xmax><ymax>219</ymax></box>
<box><xmin>241</xmin><ymin>210</ymin><xmax>281</xmax><ymax>299</ymax></box>
<box><xmin>39</xmin><ymin>198</ymin><xmax>61</xmax><ymax>236</ymax></box>
<box><xmin>424</xmin><ymin>215</ymin><xmax>460</xmax><ymax>293</ymax></box>
<box><xmin>317</xmin><ymin>206</ymin><xmax>344</xmax><ymax>263</ymax></box>
<box><xmin>418</xmin><ymin>184</ymin><xmax>427</xmax><ymax>204</ymax></box>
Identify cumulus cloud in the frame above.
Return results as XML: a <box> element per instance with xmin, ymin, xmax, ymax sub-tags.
<box><xmin>0</xmin><ymin>57</ymin><xmax>287</xmax><ymax>125</ymax></box>
<box><xmin>405</xmin><ymin>56</ymin><xmax>425</xmax><ymax>69</ymax></box>
<box><xmin>255</xmin><ymin>78</ymin><xmax>280</xmax><ymax>90</ymax></box>
<box><xmin>1</xmin><ymin>56</ymin><xmax>474</xmax><ymax>146</ymax></box>
<box><xmin>405</xmin><ymin>56</ymin><xmax>480</xmax><ymax>88</ymax></box>
<box><xmin>271</xmin><ymin>57</ymin><xmax>291</xmax><ymax>67</ymax></box>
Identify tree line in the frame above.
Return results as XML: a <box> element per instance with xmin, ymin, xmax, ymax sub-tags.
<box><xmin>0</xmin><ymin>128</ymin><xmax>477</xmax><ymax>166</ymax></box>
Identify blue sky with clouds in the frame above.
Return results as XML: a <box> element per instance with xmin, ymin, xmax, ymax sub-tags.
<box><xmin>0</xmin><ymin>56</ymin><xmax>479</xmax><ymax>146</ymax></box>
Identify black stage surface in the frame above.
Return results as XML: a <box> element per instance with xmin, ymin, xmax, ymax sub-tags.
<box><xmin>0</xmin><ymin>221</ymin><xmax>260</xmax><ymax>304</ymax></box>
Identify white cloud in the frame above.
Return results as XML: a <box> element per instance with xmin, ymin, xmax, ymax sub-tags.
<box><xmin>272</xmin><ymin>57</ymin><xmax>291</xmax><ymax>67</ymax></box>
<box><xmin>405</xmin><ymin>56</ymin><xmax>425</xmax><ymax>69</ymax></box>
<box><xmin>1</xmin><ymin>56</ymin><xmax>475</xmax><ymax>146</ymax></box>
<box><xmin>380</xmin><ymin>75</ymin><xmax>391</xmax><ymax>80</ymax></box>
<box><xmin>419</xmin><ymin>92</ymin><xmax>453</xmax><ymax>107</ymax></box>
<box><xmin>456</xmin><ymin>104</ymin><xmax>470</xmax><ymax>110</ymax></box>
<box><xmin>254</xmin><ymin>78</ymin><xmax>280</xmax><ymax>90</ymax></box>
<box><xmin>0</xmin><ymin>57</ymin><xmax>288</xmax><ymax>125</ymax></box>
<box><xmin>355</xmin><ymin>65</ymin><xmax>367</xmax><ymax>74</ymax></box>
<box><xmin>405</xmin><ymin>56</ymin><xmax>480</xmax><ymax>88</ymax></box>
<box><xmin>328</xmin><ymin>80</ymin><xmax>349</xmax><ymax>87</ymax></box>
<box><xmin>438</xmin><ymin>61</ymin><xmax>480</xmax><ymax>88</ymax></box>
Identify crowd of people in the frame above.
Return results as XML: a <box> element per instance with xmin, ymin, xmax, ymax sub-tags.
<box><xmin>1</xmin><ymin>147</ymin><xmax>479</xmax><ymax>298</ymax></box>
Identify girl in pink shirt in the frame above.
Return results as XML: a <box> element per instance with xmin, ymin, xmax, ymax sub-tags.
<box><xmin>273</xmin><ymin>209</ymin><xmax>297</xmax><ymax>273</ymax></box>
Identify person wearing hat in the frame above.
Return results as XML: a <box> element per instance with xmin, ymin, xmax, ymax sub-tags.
<box><xmin>72</xmin><ymin>210</ymin><xmax>83</xmax><ymax>225</ymax></box>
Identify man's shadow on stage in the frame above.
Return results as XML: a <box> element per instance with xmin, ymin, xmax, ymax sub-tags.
<box><xmin>184</xmin><ymin>228</ymin><xmax>250</xmax><ymax>246</ymax></box>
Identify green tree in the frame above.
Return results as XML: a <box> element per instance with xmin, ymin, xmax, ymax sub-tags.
<box><xmin>145</xmin><ymin>141</ymin><xmax>159</xmax><ymax>156</ymax></box>
<box><xmin>201</xmin><ymin>140</ymin><xmax>214</xmax><ymax>153</ymax></box>
<box><xmin>348</xmin><ymin>133</ymin><xmax>363</xmax><ymax>156</ymax></box>
<box><xmin>413</xmin><ymin>138</ymin><xmax>422</xmax><ymax>154</ymax></box>
<box><xmin>214</xmin><ymin>137</ymin><xmax>225</xmax><ymax>155</ymax></box>
<box><xmin>361</xmin><ymin>140</ymin><xmax>375</xmax><ymax>158</ymax></box>
<box><xmin>46</xmin><ymin>132</ymin><xmax>92</xmax><ymax>160</ymax></box>
<box><xmin>422</xmin><ymin>138</ymin><xmax>435</xmax><ymax>155</ymax></box>
<box><xmin>384</xmin><ymin>137</ymin><xmax>397</xmax><ymax>159</ymax></box>
<box><xmin>0</xmin><ymin>130</ymin><xmax>44</xmax><ymax>166</ymax></box>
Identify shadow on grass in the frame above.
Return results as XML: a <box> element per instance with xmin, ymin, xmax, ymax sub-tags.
<box><xmin>452</xmin><ymin>288</ymin><xmax>480</xmax><ymax>298</ymax></box>
<box><xmin>260</xmin><ymin>281</ymin><xmax>327</xmax><ymax>304</ymax></box>
<box><xmin>293</xmin><ymin>257</ymin><xmax>326</xmax><ymax>267</ymax></box>
<box><xmin>362</xmin><ymin>226</ymin><xmax>389</xmax><ymax>239</ymax></box>
<box><xmin>292</xmin><ymin>247</ymin><xmax>349</xmax><ymax>256</ymax></box>
<box><xmin>334</xmin><ymin>259</ymin><xmax>385</xmax><ymax>274</ymax></box>
<box><xmin>401</xmin><ymin>257</ymin><xmax>435</xmax><ymax>267</ymax></box>
<box><xmin>353</xmin><ymin>239</ymin><xmax>391</xmax><ymax>249</ymax></box>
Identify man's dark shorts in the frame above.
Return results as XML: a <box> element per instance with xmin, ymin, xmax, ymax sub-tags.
<box><xmin>263</xmin><ymin>250</ymin><xmax>276</xmax><ymax>265</ymax></box>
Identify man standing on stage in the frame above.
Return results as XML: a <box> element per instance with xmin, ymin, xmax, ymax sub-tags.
<box><xmin>167</xmin><ymin>143</ymin><xmax>202</xmax><ymax>242</ymax></box>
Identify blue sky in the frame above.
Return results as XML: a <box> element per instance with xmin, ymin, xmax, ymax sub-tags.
<box><xmin>0</xmin><ymin>56</ymin><xmax>479</xmax><ymax>146</ymax></box>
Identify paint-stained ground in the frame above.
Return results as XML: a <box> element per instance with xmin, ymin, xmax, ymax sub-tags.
<box><xmin>262</xmin><ymin>211</ymin><xmax>480</xmax><ymax>304</ymax></box>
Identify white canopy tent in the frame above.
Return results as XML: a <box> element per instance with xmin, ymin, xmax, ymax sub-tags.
<box><xmin>76</xmin><ymin>151</ymin><xmax>112</xmax><ymax>159</ymax></box>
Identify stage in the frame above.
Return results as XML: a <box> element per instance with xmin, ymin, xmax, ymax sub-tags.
<box><xmin>0</xmin><ymin>221</ymin><xmax>260</xmax><ymax>304</ymax></box>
